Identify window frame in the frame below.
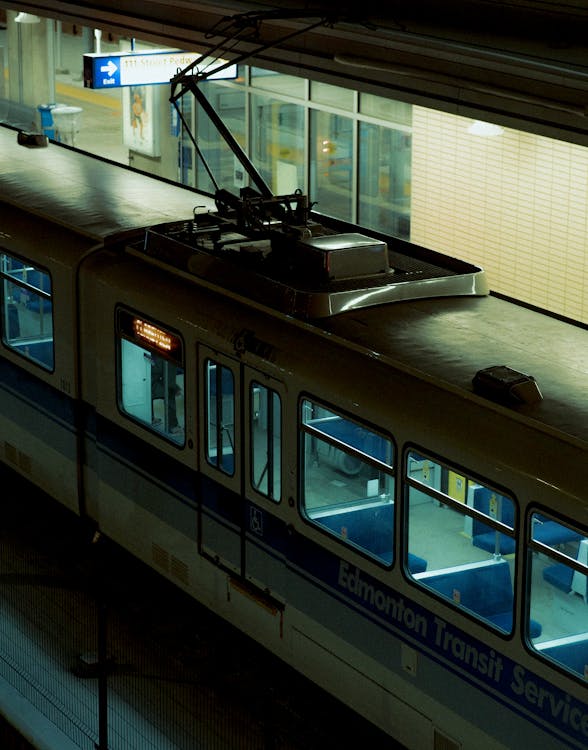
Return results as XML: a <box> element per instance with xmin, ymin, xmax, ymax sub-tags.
<box><xmin>299</xmin><ymin>394</ymin><xmax>396</xmax><ymax>566</ymax></box>
<box><xmin>404</xmin><ymin>444</ymin><xmax>519</xmax><ymax>635</ymax></box>
<box><xmin>197</xmin><ymin>344</ymin><xmax>241</xmax><ymax>494</ymax></box>
<box><xmin>204</xmin><ymin>356</ymin><xmax>236</xmax><ymax>476</ymax></box>
<box><xmin>0</xmin><ymin>250</ymin><xmax>54</xmax><ymax>372</ymax></box>
<box><xmin>116</xmin><ymin>307</ymin><xmax>185</xmax><ymax>446</ymax></box>
<box><xmin>526</xmin><ymin>507</ymin><xmax>588</xmax><ymax>682</ymax></box>
<box><xmin>249</xmin><ymin>379</ymin><xmax>282</xmax><ymax>503</ymax></box>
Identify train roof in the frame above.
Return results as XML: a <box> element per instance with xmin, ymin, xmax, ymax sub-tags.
<box><xmin>320</xmin><ymin>292</ymin><xmax>588</xmax><ymax>447</ymax></box>
<box><xmin>130</xmin><ymin>218</ymin><xmax>588</xmax><ymax>449</ymax></box>
<box><xmin>0</xmin><ymin>125</ymin><xmax>213</xmax><ymax>243</ymax></box>
<box><xmin>135</xmin><ymin>232</ymin><xmax>588</xmax><ymax>449</ymax></box>
<box><xmin>129</xmin><ymin>201</ymin><xmax>588</xmax><ymax>449</ymax></box>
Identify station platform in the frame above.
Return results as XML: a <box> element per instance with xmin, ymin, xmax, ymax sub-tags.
<box><xmin>1</xmin><ymin>25</ymin><xmax>135</xmax><ymax>164</ymax></box>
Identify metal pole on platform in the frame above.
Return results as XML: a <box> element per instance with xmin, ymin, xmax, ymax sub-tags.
<box><xmin>96</xmin><ymin>599</ymin><xmax>109</xmax><ymax>750</ymax></box>
<box><xmin>55</xmin><ymin>20</ymin><xmax>69</xmax><ymax>74</ymax></box>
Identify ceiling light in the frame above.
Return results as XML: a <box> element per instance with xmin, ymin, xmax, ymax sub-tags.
<box><xmin>468</xmin><ymin>120</ymin><xmax>504</xmax><ymax>136</ymax></box>
<box><xmin>15</xmin><ymin>12</ymin><xmax>40</xmax><ymax>23</ymax></box>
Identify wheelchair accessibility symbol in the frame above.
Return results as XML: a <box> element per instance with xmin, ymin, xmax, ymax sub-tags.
<box><xmin>250</xmin><ymin>507</ymin><xmax>264</xmax><ymax>536</ymax></box>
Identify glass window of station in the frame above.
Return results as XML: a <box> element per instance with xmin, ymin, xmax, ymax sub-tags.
<box><xmin>191</xmin><ymin>70</ymin><xmax>412</xmax><ymax>238</ymax></box>
<box><xmin>0</xmin><ymin>13</ymin><xmax>412</xmax><ymax>242</ymax></box>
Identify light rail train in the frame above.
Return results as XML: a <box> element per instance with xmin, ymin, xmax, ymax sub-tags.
<box><xmin>1</xmin><ymin>123</ymin><xmax>587</xmax><ymax>750</ymax></box>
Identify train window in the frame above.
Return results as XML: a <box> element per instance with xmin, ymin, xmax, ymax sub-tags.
<box><xmin>527</xmin><ymin>512</ymin><xmax>588</xmax><ymax>680</ymax></box>
<box><xmin>205</xmin><ymin>359</ymin><xmax>235</xmax><ymax>475</ymax></box>
<box><xmin>406</xmin><ymin>450</ymin><xmax>518</xmax><ymax>634</ymax></box>
<box><xmin>250</xmin><ymin>382</ymin><xmax>281</xmax><ymax>502</ymax></box>
<box><xmin>300</xmin><ymin>398</ymin><xmax>395</xmax><ymax>565</ymax></box>
<box><xmin>0</xmin><ymin>253</ymin><xmax>54</xmax><ymax>370</ymax></box>
<box><xmin>117</xmin><ymin>310</ymin><xmax>184</xmax><ymax>445</ymax></box>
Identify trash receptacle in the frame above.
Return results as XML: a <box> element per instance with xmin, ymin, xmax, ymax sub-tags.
<box><xmin>51</xmin><ymin>105</ymin><xmax>83</xmax><ymax>146</ymax></box>
<box><xmin>38</xmin><ymin>103</ymin><xmax>57</xmax><ymax>139</ymax></box>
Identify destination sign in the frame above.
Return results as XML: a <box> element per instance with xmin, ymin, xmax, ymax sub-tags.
<box><xmin>83</xmin><ymin>49</ymin><xmax>236</xmax><ymax>89</ymax></box>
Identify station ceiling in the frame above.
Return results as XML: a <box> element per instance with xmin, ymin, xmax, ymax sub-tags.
<box><xmin>4</xmin><ymin>0</ymin><xmax>588</xmax><ymax>144</ymax></box>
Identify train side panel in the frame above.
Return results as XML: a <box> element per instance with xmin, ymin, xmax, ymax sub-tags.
<box><xmin>0</xmin><ymin>204</ymin><xmax>94</xmax><ymax>513</ymax></box>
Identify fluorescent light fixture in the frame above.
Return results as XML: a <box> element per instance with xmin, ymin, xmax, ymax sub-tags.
<box><xmin>468</xmin><ymin>120</ymin><xmax>504</xmax><ymax>136</ymax></box>
<box><xmin>15</xmin><ymin>12</ymin><xmax>40</xmax><ymax>23</ymax></box>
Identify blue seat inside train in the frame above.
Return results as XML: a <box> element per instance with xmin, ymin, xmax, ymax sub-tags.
<box><xmin>471</xmin><ymin>487</ymin><xmax>516</xmax><ymax>555</ymax></box>
<box><xmin>538</xmin><ymin>635</ymin><xmax>588</xmax><ymax>679</ymax></box>
<box><xmin>13</xmin><ymin>340</ymin><xmax>54</xmax><ymax>369</ymax></box>
<box><xmin>316</xmin><ymin>502</ymin><xmax>427</xmax><ymax>573</ymax></box>
<box><xmin>417</xmin><ymin>559</ymin><xmax>542</xmax><ymax>637</ymax></box>
<box><xmin>472</xmin><ymin>488</ymin><xmax>581</xmax><ymax>555</ymax></box>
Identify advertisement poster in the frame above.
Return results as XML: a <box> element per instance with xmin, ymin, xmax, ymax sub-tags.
<box><xmin>123</xmin><ymin>84</ymin><xmax>159</xmax><ymax>156</ymax></box>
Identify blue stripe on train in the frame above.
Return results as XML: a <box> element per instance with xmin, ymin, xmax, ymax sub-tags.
<box><xmin>0</xmin><ymin>357</ymin><xmax>75</xmax><ymax>428</ymax></box>
<box><xmin>94</xmin><ymin>413</ymin><xmax>196</xmax><ymax>505</ymax></box>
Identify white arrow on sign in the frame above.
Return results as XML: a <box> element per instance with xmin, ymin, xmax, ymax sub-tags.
<box><xmin>100</xmin><ymin>60</ymin><xmax>118</xmax><ymax>77</ymax></box>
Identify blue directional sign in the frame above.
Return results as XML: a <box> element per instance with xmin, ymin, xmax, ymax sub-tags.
<box><xmin>83</xmin><ymin>49</ymin><xmax>236</xmax><ymax>90</ymax></box>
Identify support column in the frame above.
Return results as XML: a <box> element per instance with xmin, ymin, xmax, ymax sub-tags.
<box><xmin>7</xmin><ymin>11</ymin><xmax>55</xmax><ymax>126</ymax></box>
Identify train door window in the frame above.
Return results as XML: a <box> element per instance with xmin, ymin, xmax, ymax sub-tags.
<box><xmin>205</xmin><ymin>359</ymin><xmax>235</xmax><ymax>475</ymax></box>
<box><xmin>0</xmin><ymin>252</ymin><xmax>54</xmax><ymax>370</ymax></box>
<box><xmin>117</xmin><ymin>310</ymin><xmax>185</xmax><ymax>445</ymax></box>
<box><xmin>250</xmin><ymin>381</ymin><xmax>281</xmax><ymax>502</ymax></box>
<box><xmin>527</xmin><ymin>512</ymin><xmax>588</xmax><ymax>680</ymax></box>
<box><xmin>300</xmin><ymin>398</ymin><xmax>395</xmax><ymax>565</ymax></box>
<box><xmin>406</xmin><ymin>449</ymin><xmax>518</xmax><ymax>634</ymax></box>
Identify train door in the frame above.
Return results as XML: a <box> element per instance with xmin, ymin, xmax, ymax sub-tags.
<box><xmin>198</xmin><ymin>344</ymin><xmax>289</xmax><ymax>595</ymax></box>
<box><xmin>198</xmin><ymin>345</ymin><xmax>242</xmax><ymax>574</ymax></box>
<box><xmin>242</xmin><ymin>367</ymin><xmax>289</xmax><ymax>597</ymax></box>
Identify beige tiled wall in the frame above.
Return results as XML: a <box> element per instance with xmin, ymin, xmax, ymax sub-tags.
<box><xmin>410</xmin><ymin>107</ymin><xmax>588</xmax><ymax>324</ymax></box>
